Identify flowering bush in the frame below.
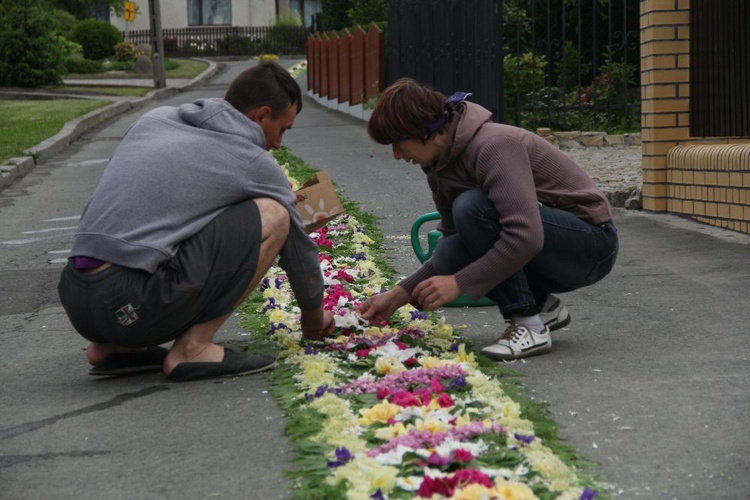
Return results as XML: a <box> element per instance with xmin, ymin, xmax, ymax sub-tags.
<box><xmin>239</xmin><ymin>154</ymin><xmax>601</xmax><ymax>499</ymax></box>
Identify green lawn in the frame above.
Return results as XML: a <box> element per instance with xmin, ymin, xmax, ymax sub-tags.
<box><xmin>50</xmin><ymin>85</ymin><xmax>152</xmax><ymax>97</ymax></box>
<box><xmin>0</xmin><ymin>100</ymin><xmax>109</xmax><ymax>164</ymax></box>
<box><xmin>64</xmin><ymin>58</ymin><xmax>209</xmax><ymax>82</ymax></box>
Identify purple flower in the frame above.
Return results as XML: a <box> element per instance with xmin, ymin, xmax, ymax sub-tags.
<box><xmin>580</xmin><ymin>487</ymin><xmax>599</xmax><ymax>500</ymax></box>
<box><xmin>274</xmin><ymin>277</ymin><xmax>284</xmax><ymax>288</ymax></box>
<box><xmin>410</xmin><ymin>310</ymin><xmax>428</xmax><ymax>321</ymax></box>
<box><xmin>327</xmin><ymin>446</ymin><xmax>353</xmax><ymax>467</ymax></box>
<box><xmin>260</xmin><ymin>277</ymin><xmax>270</xmax><ymax>290</ymax></box>
<box><xmin>314</xmin><ymin>385</ymin><xmax>329</xmax><ymax>398</ymax></box>
<box><xmin>448</xmin><ymin>376</ymin><xmax>467</xmax><ymax>390</ymax></box>
<box><xmin>261</xmin><ymin>297</ymin><xmax>278</xmax><ymax>313</ymax></box>
<box><xmin>351</xmin><ymin>252</ymin><xmax>367</xmax><ymax>261</ymax></box>
<box><xmin>513</xmin><ymin>433</ymin><xmax>535</xmax><ymax>445</ymax></box>
<box><xmin>449</xmin><ymin>343</ymin><xmax>459</xmax><ymax>352</ymax></box>
<box><xmin>370</xmin><ymin>490</ymin><xmax>386</xmax><ymax>500</ymax></box>
<box><xmin>304</xmin><ymin>345</ymin><xmax>319</xmax><ymax>355</ymax></box>
<box><xmin>425</xmin><ymin>452</ymin><xmax>452</xmax><ymax>468</ymax></box>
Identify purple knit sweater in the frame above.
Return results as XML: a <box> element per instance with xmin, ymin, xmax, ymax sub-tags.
<box><xmin>399</xmin><ymin>102</ymin><xmax>613</xmax><ymax>300</ymax></box>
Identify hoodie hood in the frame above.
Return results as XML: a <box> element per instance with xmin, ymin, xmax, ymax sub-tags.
<box><xmin>177</xmin><ymin>97</ymin><xmax>266</xmax><ymax>149</ymax></box>
<box><xmin>435</xmin><ymin>101</ymin><xmax>492</xmax><ymax>170</ymax></box>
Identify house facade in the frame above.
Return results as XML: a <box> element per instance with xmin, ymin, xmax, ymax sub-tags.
<box><xmin>111</xmin><ymin>0</ymin><xmax>320</xmax><ymax>31</ymax></box>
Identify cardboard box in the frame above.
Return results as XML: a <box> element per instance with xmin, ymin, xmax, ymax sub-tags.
<box><xmin>295</xmin><ymin>171</ymin><xmax>344</xmax><ymax>232</ymax></box>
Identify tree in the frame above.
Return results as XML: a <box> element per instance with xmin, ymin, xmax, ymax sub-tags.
<box><xmin>320</xmin><ymin>0</ymin><xmax>353</xmax><ymax>31</ymax></box>
<box><xmin>0</xmin><ymin>0</ymin><xmax>67</xmax><ymax>88</ymax></box>
<box><xmin>51</xmin><ymin>0</ymin><xmax>125</xmax><ymax>19</ymax></box>
<box><xmin>348</xmin><ymin>0</ymin><xmax>388</xmax><ymax>26</ymax></box>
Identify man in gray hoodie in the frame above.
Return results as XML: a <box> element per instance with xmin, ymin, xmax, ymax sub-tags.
<box><xmin>58</xmin><ymin>61</ymin><xmax>333</xmax><ymax>382</ymax></box>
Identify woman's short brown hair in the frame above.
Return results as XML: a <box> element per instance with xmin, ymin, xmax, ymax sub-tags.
<box><xmin>367</xmin><ymin>78</ymin><xmax>448</xmax><ymax>145</ymax></box>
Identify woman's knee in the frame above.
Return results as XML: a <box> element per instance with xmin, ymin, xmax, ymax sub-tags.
<box><xmin>452</xmin><ymin>189</ymin><xmax>497</xmax><ymax>230</ymax></box>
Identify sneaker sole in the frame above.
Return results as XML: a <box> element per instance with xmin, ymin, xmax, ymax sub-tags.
<box><xmin>546</xmin><ymin>313</ymin><xmax>571</xmax><ymax>331</ymax></box>
<box><xmin>481</xmin><ymin>344</ymin><xmax>552</xmax><ymax>361</ymax></box>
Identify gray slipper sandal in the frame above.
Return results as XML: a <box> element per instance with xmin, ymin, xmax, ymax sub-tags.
<box><xmin>165</xmin><ymin>348</ymin><xmax>276</xmax><ymax>382</ymax></box>
<box><xmin>89</xmin><ymin>346</ymin><xmax>169</xmax><ymax>376</ymax></box>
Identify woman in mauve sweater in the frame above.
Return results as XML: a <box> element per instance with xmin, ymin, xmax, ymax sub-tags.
<box><xmin>357</xmin><ymin>78</ymin><xmax>619</xmax><ymax>361</ymax></box>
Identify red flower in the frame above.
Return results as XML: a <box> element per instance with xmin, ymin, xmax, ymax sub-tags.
<box><xmin>436</xmin><ymin>393</ymin><xmax>455</xmax><ymax>408</ymax></box>
<box><xmin>453</xmin><ymin>449</ymin><xmax>474</xmax><ymax>463</ymax></box>
<box><xmin>390</xmin><ymin>391</ymin><xmax>421</xmax><ymax>407</ymax></box>
<box><xmin>429</xmin><ymin>379</ymin><xmax>445</xmax><ymax>393</ymax></box>
<box><xmin>355</xmin><ymin>347</ymin><xmax>374</xmax><ymax>358</ymax></box>
<box><xmin>417</xmin><ymin>476</ymin><xmax>454</xmax><ymax>497</ymax></box>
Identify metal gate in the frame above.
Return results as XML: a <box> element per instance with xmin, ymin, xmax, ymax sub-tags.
<box><xmin>387</xmin><ymin>0</ymin><xmax>640</xmax><ymax>132</ymax></box>
<box><xmin>387</xmin><ymin>0</ymin><xmax>505</xmax><ymax>123</ymax></box>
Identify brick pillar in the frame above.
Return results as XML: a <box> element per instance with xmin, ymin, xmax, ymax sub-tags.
<box><xmin>640</xmin><ymin>0</ymin><xmax>691</xmax><ymax>212</ymax></box>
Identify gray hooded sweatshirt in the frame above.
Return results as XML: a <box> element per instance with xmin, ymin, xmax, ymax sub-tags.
<box><xmin>71</xmin><ymin>97</ymin><xmax>323</xmax><ymax>310</ymax></box>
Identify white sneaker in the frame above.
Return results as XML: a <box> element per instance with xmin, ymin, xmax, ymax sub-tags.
<box><xmin>481</xmin><ymin>322</ymin><xmax>552</xmax><ymax>361</ymax></box>
<box><xmin>539</xmin><ymin>295</ymin><xmax>571</xmax><ymax>331</ymax></box>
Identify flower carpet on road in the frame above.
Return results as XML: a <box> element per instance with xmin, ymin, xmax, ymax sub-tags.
<box><xmin>238</xmin><ymin>158</ymin><xmax>600</xmax><ymax>499</ymax></box>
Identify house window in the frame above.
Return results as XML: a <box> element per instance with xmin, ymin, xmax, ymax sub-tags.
<box><xmin>188</xmin><ymin>0</ymin><xmax>232</xmax><ymax>26</ymax></box>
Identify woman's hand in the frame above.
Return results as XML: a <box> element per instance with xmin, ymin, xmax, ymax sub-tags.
<box><xmin>357</xmin><ymin>286</ymin><xmax>411</xmax><ymax>324</ymax></box>
<box><xmin>300</xmin><ymin>307</ymin><xmax>336</xmax><ymax>340</ymax></box>
<box><xmin>412</xmin><ymin>275</ymin><xmax>461</xmax><ymax>311</ymax></box>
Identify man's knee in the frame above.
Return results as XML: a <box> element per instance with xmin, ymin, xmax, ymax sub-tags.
<box><xmin>254</xmin><ymin>197</ymin><xmax>290</xmax><ymax>238</ymax></box>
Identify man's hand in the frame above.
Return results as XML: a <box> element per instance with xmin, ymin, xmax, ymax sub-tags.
<box><xmin>412</xmin><ymin>275</ymin><xmax>461</xmax><ymax>311</ymax></box>
<box><xmin>357</xmin><ymin>286</ymin><xmax>411</xmax><ymax>324</ymax></box>
<box><xmin>300</xmin><ymin>306</ymin><xmax>335</xmax><ymax>340</ymax></box>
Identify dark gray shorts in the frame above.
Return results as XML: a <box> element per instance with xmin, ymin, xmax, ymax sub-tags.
<box><xmin>58</xmin><ymin>200</ymin><xmax>261</xmax><ymax>347</ymax></box>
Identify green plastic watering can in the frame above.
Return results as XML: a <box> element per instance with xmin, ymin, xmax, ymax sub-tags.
<box><xmin>410</xmin><ymin>212</ymin><xmax>496</xmax><ymax>307</ymax></box>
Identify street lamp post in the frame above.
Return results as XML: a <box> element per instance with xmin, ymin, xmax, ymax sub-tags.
<box><xmin>148</xmin><ymin>0</ymin><xmax>166</xmax><ymax>89</ymax></box>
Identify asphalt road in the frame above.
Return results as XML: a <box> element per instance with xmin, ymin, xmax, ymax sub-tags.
<box><xmin>0</xmin><ymin>61</ymin><xmax>296</xmax><ymax>500</ymax></box>
<box><xmin>2</xmin><ymin>59</ymin><xmax>750</xmax><ymax>499</ymax></box>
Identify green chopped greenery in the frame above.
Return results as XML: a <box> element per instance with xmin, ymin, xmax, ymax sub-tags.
<box><xmin>238</xmin><ymin>146</ymin><xmax>608</xmax><ymax>499</ymax></box>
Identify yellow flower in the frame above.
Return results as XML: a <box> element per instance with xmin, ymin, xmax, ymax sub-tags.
<box><xmin>522</xmin><ymin>444</ymin><xmax>579</xmax><ymax>492</ymax></box>
<box><xmin>493</xmin><ymin>477</ymin><xmax>537</xmax><ymax>500</ymax></box>
<box><xmin>374</xmin><ymin>356</ymin><xmax>406</xmax><ymax>376</ymax></box>
<box><xmin>328</xmin><ymin>456</ymin><xmax>398</xmax><ymax>498</ymax></box>
<box><xmin>297</xmin><ymin>355</ymin><xmax>337</xmax><ymax>389</ymax></box>
<box><xmin>419</xmin><ymin>356</ymin><xmax>448</xmax><ymax>369</ymax></box>
<box><xmin>352</xmin><ymin>232</ymin><xmax>374</xmax><ymax>244</ymax></box>
<box><xmin>434</xmin><ymin>320</ymin><xmax>455</xmax><ymax>339</ymax></box>
<box><xmin>413</xmin><ymin>417</ymin><xmax>450</xmax><ymax>434</ymax></box>
<box><xmin>452</xmin><ymin>483</ymin><xmax>496</xmax><ymax>500</ymax></box>
<box><xmin>358</xmin><ymin>401</ymin><xmax>402</xmax><ymax>426</ymax></box>
<box><xmin>373</xmin><ymin>422</ymin><xmax>409</xmax><ymax>440</ymax></box>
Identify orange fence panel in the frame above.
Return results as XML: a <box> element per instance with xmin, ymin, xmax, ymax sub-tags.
<box><xmin>328</xmin><ymin>31</ymin><xmax>340</xmax><ymax>101</ymax></box>
<box><xmin>350</xmin><ymin>26</ymin><xmax>366</xmax><ymax>105</ymax></box>
<box><xmin>338</xmin><ymin>29</ymin><xmax>352</xmax><ymax>104</ymax></box>
<box><xmin>364</xmin><ymin>23</ymin><xmax>384</xmax><ymax>101</ymax></box>
<box><xmin>320</xmin><ymin>33</ymin><xmax>329</xmax><ymax>98</ymax></box>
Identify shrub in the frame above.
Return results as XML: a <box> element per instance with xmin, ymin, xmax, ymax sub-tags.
<box><xmin>104</xmin><ymin>59</ymin><xmax>134</xmax><ymax>71</ymax></box>
<box><xmin>57</xmin><ymin>36</ymin><xmax>83</xmax><ymax>57</ymax></box>
<box><xmin>0</xmin><ymin>0</ymin><xmax>67</xmax><ymax>87</ymax></box>
<box><xmin>114</xmin><ymin>41</ymin><xmax>139</xmax><ymax>62</ymax></box>
<box><xmin>72</xmin><ymin>18</ymin><xmax>122</xmax><ymax>60</ymax></box>
<box><xmin>65</xmin><ymin>57</ymin><xmax>104</xmax><ymax>74</ymax></box>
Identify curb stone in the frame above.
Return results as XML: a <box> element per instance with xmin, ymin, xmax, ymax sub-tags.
<box><xmin>0</xmin><ymin>58</ymin><xmax>221</xmax><ymax>191</ymax></box>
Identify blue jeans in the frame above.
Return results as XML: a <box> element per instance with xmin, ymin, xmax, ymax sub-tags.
<box><xmin>431</xmin><ymin>189</ymin><xmax>619</xmax><ymax>317</ymax></box>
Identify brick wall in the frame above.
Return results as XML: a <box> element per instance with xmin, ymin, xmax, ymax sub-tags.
<box><xmin>640</xmin><ymin>0</ymin><xmax>750</xmax><ymax>234</ymax></box>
